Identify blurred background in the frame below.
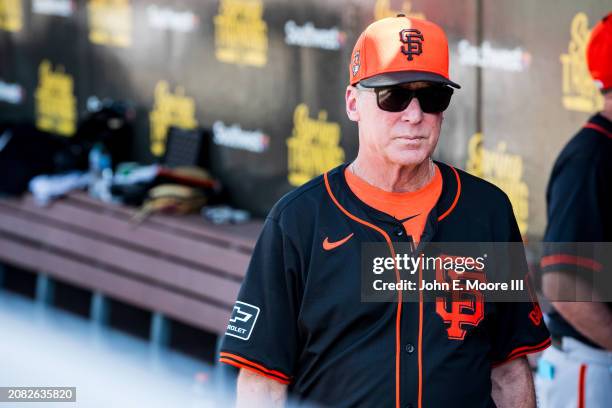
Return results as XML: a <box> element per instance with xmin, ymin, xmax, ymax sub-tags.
<box><xmin>0</xmin><ymin>0</ymin><xmax>609</xmax><ymax>406</ymax></box>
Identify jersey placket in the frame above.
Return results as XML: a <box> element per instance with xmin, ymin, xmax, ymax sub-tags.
<box><xmin>386</xmin><ymin>220</ymin><xmax>422</xmax><ymax>408</ymax></box>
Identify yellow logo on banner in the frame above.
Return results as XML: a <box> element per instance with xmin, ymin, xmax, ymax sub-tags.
<box><xmin>287</xmin><ymin>104</ymin><xmax>345</xmax><ymax>186</ymax></box>
<box><xmin>0</xmin><ymin>0</ymin><xmax>23</xmax><ymax>32</ymax></box>
<box><xmin>374</xmin><ymin>0</ymin><xmax>425</xmax><ymax>21</ymax></box>
<box><xmin>466</xmin><ymin>133</ymin><xmax>529</xmax><ymax>235</ymax></box>
<box><xmin>560</xmin><ymin>12</ymin><xmax>604</xmax><ymax>113</ymax></box>
<box><xmin>149</xmin><ymin>81</ymin><xmax>198</xmax><ymax>157</ymax></box>
<box><xmin>87</xmin><ymin>0</ymin><xmax>132</xmax><ymax>48</ymax></box>
<box><xmin>34</xmin><ymin>60</ymin><xmax>77</xmax><ymax>137</ymax></box>
<box><xmin>214</xmin><ymin>0</ymin><xmax>268</xmax><ymax>67</ymax></box>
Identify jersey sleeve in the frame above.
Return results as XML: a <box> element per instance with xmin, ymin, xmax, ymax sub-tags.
<box><xmin>488</xmin><ymin>296</ymin><xmax>552</xmax><ymax>367</ymax></box>
<box><xmin>489</xmin><ymin>195</ymin><xmax>551</xmax><ymax>366</ymax></box>
<box><xmin>219</xmin><ymin>216</ymin><xmax>301</xmax><ymax>384</ymax></box>
<box><xmin>541</xmin><ymin>154</ymin><xmax>606</xmax><ymax>278</ymax></box>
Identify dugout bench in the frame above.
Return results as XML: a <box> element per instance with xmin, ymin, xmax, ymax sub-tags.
<box><xmin>0</xmin><ymin>191</ymin><xmax>261</xmax><ymax>359</ymax></box>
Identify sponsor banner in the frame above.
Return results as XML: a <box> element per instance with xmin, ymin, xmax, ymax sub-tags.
<box><xmin>146</xmin><ymin>4</ymin><xmax>198</xmax><ymax>33</ymax></box>
<box><xmin>560</xmin><ymin>12</ymin><xmax>603</xmax><ymax>113</ymax></box>
<box><xmin>214</xmin><ymin>0</ymin><xmax>268</xmax><ymax>67</ymax></box>
<box><xmin>34</xmin><ymin>60</ymin><xmax>77</xmax><ymax>136</ymax></box>
<box><xmin>87</xmin><ymin>0</ymin><xmax>132</xmax><ymax>47</ymax></box>
<box><xmin>212</xmin><ymin>121</ymin><xmax>269</xmax><ymax>153</ymax></box>
<box><xmin>284</xmin><ymin>20</ymin><xmax>346</xmax><ymax>50</ymax></box>
<box><xmin>466</xmin><ymin>133</ymin><xmax>529</xmax><ymax>235</ymax></box>
<box><xmin>0</xmin><ymin>80</ymin><xmax>24</xmax><ymax>104</ymax></box>
<box><xmin>32</xmin><ymin>0</ymin><xmax>74</xmax><ymax>17</ymax></box>
<box><xmin>0</xmin><ymin>0</ymin><xmax>23</xmax><ymax>32</ymax></box>
<box><xmin>457</xmin><ymin>40</ymin><xmax>531</xmax><ymax>72</ymax></box>
<box><xmin>149</xmin><ymin>80</ymin><xmax>198</xmax><ymax>157</ymax></box>
<box><xmin>287</xmin><ymin>103</ymin><xmax>344</xmax><ymax>186</ymax></box>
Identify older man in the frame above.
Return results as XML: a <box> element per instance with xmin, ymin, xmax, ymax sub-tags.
<box><xmin>220</xmin><ymin>15</ymin><xmax>550</xmax><ymax>408</ymax></box>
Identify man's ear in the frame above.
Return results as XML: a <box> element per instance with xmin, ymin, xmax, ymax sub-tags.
<box><xmin>345</xmin><ymin>85</ymin><xmax>360</xmax><ymax>122</ymax></box>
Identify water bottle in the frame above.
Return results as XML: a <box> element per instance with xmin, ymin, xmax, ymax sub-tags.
<box><xmin>88</xmin><ymin>143</ymin><xmax>113</xmax><ymax>202</ymax></box>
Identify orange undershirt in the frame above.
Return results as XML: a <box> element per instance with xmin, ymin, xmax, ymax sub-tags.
<box><xmin>344</xmin><ymin>164</ymin><xmax>443</xmax><ymax>242</ymax></box>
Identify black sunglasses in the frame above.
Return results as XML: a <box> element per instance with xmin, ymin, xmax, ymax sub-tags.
<box><xmin>357</xmin><ymin>84</ymin><xmax>454</xmax><ymax>113</ymax></box>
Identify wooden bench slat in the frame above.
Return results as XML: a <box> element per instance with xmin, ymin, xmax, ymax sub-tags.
<box><xmin>68</xmin><ymin>192</ymin><xmax>261</xmax><ymax>251</ymax></box>
<box><xmin>0</xmin><ymin>198</ymin><xmax>251</xmax><ymax>279</ymax></box>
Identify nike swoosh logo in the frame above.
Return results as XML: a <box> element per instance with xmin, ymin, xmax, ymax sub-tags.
<box><xmin>323</xmin><ymin>233</ymin><xmax>354</xmax><ymax>251</ymax></box>
<box><xmin>398</xmin><ymin>213</ymin><xmax>420</xmax><ymax>223</ymax></box>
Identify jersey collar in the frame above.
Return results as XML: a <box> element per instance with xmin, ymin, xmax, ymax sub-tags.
<box><xmin>589</xmin><ymin>113</ymin><xmax>612</xmax><ymax>132</ymax></box>
<box><xmin>325</xmin><ymin>160</ymin><xmax>462</xmax><ymax>238</ymax></box>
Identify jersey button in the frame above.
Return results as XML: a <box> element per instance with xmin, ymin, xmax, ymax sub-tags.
<box><xmin>394</xmin><ymin>227</ymin><xmax>404</xmax><ymax>237</ymax></box>
<box><xmin>405</xmin><ymin>343</ymin><xmax>415</xmax><ymax>354</ymax></box>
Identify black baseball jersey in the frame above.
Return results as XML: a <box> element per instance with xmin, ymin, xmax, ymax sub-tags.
<box><xmin>220</xmin><ymin>161</ymin><xmax>550</xmax><ymax>408</ymax></box>
<box><xmin>541</xmin><ymin>113</ymin><xmax>612</xmax><ymax>348</ymax></box>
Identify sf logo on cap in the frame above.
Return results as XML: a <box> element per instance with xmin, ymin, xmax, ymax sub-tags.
<box><xmin>399</xmin><ymin>29</ymin><xmax>424</xmax><ymax>61</ymax></box>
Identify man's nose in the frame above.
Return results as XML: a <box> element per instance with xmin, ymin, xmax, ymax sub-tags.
<box><xmin>401</xmin><ymin>97</ymin><xmax>424</xmax><ymax>123</ymax></box>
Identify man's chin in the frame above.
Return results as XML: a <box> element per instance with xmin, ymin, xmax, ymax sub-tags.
<box><xmin>385</xmin><ymin>151</ymin><xmax>431</xmax><ymax>168</ymax></box>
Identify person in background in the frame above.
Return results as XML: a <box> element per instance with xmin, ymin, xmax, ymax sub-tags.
<box><xmin>538</xmin><ymin>11</ymin><xmax>612</xmax><ymax>408</ymax></box>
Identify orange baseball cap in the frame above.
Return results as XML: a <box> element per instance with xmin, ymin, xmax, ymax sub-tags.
<box><xmin>586</xmin><ymin>12</ymin><xmax>612</xmax><ymax>91</ymax></box>
<box><xmin>349</xmin><ymin>15</ymin><xmax>460</xmax><ymax>89</ymax></box>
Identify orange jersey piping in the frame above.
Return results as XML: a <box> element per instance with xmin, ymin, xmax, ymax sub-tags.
<box><xmin>491</xmin><ymin>337</ymin><xmax>552</xmax><ymax>367</ymax></box>
<box><xmin>437</xmin><ymin>166</ymin><xmax>461</xmax><ymax>221</ymax></box>
<box><xmin>540</xmin><ymin>254</ymin><xmax>603</xmax><ymax>272</ymax></box>
<box><xmin>219</xmin><ymin>352</ymin><xmax>291</xmax><ymax>384</ymax></box>
<box><xmin>324</xmin><ymin>171</ymin><xmax>404</xmax><ymax>408</ymax></box>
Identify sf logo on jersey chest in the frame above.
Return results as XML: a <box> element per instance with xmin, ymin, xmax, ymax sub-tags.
<box><xmin>434</xmin><ymin>255</ymin><xmax>485</xmax><ymax>340</ymax></box>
